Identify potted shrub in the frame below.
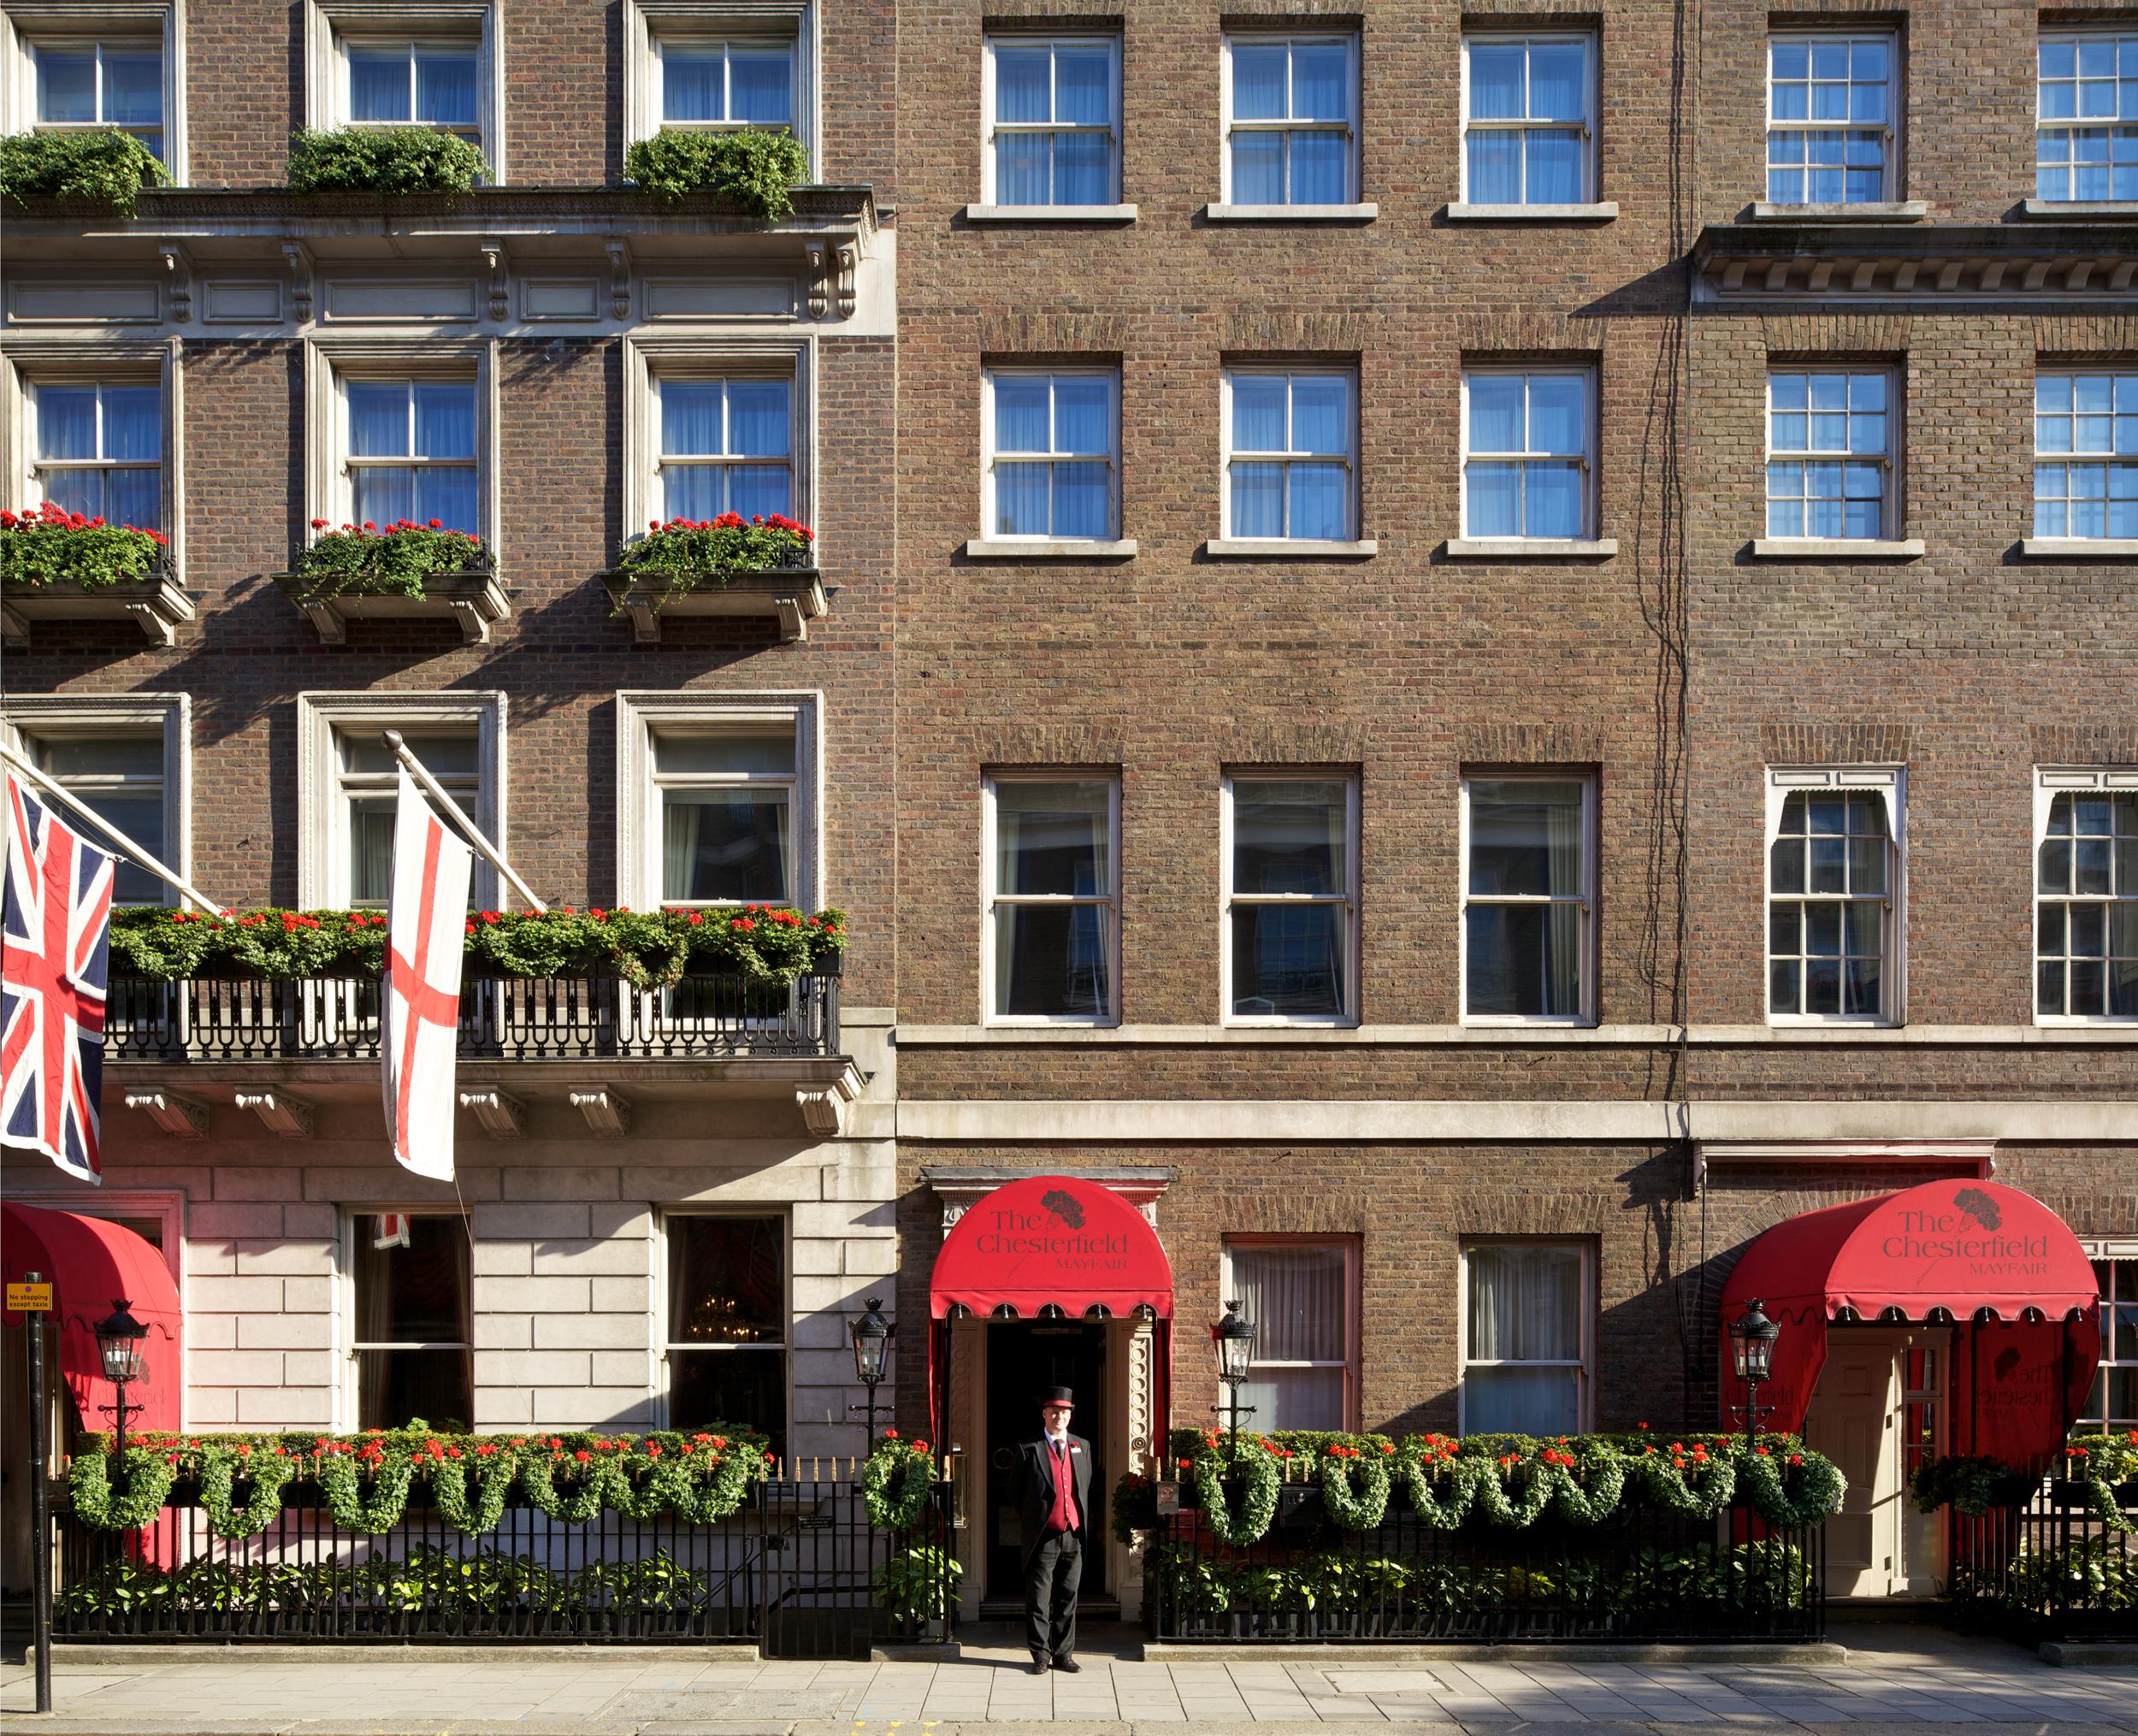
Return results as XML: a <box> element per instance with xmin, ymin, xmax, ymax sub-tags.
<box><xmin>286</xmin><ymin>127</ymin><xmax>486</xmax><ymax>196</ymax></box>
<box><xmin>273</xmin><ymin>518</ymin><xmax>510</xmax><ymax>644</ymax></box>
<box><xmin>623</xmin><ymin>130</ymin><xmax>810</xmax><ymax>221</ymax></box>
<box><xmin>0</xmin><ymin>502</ymin><xmax>192</xmax><ymax>646</ymax></box>
<box><xmin>0</xmin><ymin>128</ymin><xmax>167</xmax><ymax>215</ymax></box>
<box><xmin>602</xmin><ymin>512</ymin><xmax>824</xmax><ymax>643</ymax></box>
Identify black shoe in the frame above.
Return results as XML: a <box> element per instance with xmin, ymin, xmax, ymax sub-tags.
<box><xmin>1054</xmin><ymin>1656</ymin><xmax>1081</xmax><ymax>1673</ymax></box>
<box><xmin>1028</xmin><ymin>1654</ymin><xmax>1050</xmax><ymax>1674</ymax></box>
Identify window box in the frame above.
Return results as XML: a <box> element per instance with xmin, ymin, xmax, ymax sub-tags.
<box><xmin>274</xmin><ymin>564</ymin><xmax>510</xmax><ymax>644</ymax></box>
<box><xmin>1</xmin><ymin>564</ymin><xmax>192</xmax><ymax>647</ymax></box>
<box><xmin>600</xmin><ymin>550</ymin><xmax>825</xmax><ymax>643</ymax></box>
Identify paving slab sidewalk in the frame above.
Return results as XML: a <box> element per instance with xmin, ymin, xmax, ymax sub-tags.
<box><xmin>3</xmin><ymin>1622</ymin><xmax>2135</xmax><ymax>1735</ymax></box>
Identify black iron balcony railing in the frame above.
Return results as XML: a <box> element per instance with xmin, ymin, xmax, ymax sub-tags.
<box><xmin>103</xmin><ymin>971</ymin><xmax>841</xmax><ymax>1063</ymax></box>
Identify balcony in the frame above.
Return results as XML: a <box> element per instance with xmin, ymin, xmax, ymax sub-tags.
<box><xmin>105</xmin><ymin>968</ymin><xmax>861</xmax><ymax>1138</ymax></box>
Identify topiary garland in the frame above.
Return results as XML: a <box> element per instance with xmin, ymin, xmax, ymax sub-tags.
<box><xmin>1192</xmin><ymin>1435</ymin><xmax>1282</xmax><ymax>1546</ymax></box>
<box><xmin>1316</xmin><ymin>1446</ymin><xmax>1391</xmax><ymax>1530</ymax></box>
<box><xmin>66</xmin><ymin>1446</ymin><xmax>177</xmax><ymax>1530</ymax></box>
<box><xmin>860</xmin><ymin>1433</ymin><xmax>936</xmax><ymax>1531</ymax></box>
<box><xmin>318</xmin><ymin>1455</ymin><xmax>416</xmax><ymax>1532</ymax></box>
<box><xmin>198</xmin><ymin>1451</ymin><xmax>299</xmax><ymax>1539</ymax></box>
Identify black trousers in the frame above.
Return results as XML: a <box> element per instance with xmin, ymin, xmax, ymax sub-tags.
<box><xmin>1023</xmin><ymin>1529</ymin><xmax>1082</xmax><ymax>1660</ymax></box>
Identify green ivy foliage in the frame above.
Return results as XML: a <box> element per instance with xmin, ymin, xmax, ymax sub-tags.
<box><xmin>623</xmin><ymin>129</ymin><xmax>811</xmax><ymax>219</ymax></box>
<box><xmin>2</xmin><ymin>504</ymin><xmax>168</xmax><ymax>588</ymax></box>
<box><xmin>109</xmin><ymin>903</ymin><xmax>847</xmax><ymax>989</ymax></box>
<box><xmin>0</xmin><ymin>128</ymin><xmax>168</xmax><ymax>214</ymax></box>
<box><xmin>286</xmin><ymin>127</ymin><xmax>487</xmax><ymax>195</ymax></box>
<box><xmin>292</xmin><ymin>522</ymin><xmax>493</xmax><ymax>600</ymax></box>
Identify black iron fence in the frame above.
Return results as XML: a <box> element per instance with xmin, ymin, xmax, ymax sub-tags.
<box><xmin>103</xmin><ymin>970</ymin><xmax>841</xmax><ymax>1063</ymax></box>
<box><xmin>1145</xmin><ymin>1485</ymin><xmax>1824</xmax><ymax>1644</ymax></box>
<box><xmin>1947</xmin><ymin>1480</ymin><xmax>2137</xmax><ymax>1643</ymax></box>
<box><xmin>54</xmin><ymin>1473</ymin><xmax>951</xmax><ymax>1656</ymax></box>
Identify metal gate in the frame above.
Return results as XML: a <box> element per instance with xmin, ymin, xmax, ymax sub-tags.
<box><xmin>755</xmin><ymin>1474</ymin><xmax>954</xmax><ymax>1660</ymax></box>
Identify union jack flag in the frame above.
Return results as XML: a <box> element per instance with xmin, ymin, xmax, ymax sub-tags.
<box><xmin>3</xmin><ymin>772</ymin><xmax>115</xmax><ymax>1183</ymax></box>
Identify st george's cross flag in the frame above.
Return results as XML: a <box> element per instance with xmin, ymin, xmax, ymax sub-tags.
<box><xmin>2</xmin><ymin>772</ymin><xmax>116</xmax><ymax>1184</ymax></box>
<box><xmin>381</xmin><ymin>768</ymin><xmax>471</xmax><ymax>1182</ymax></box>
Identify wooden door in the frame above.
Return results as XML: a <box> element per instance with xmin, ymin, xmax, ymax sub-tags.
<box><xmin>1804</xmin><ymin>1329</ymin><xmax>1904</xmax><ymax>1598</ymax></box>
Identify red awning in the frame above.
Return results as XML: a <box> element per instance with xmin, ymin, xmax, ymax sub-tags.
<box><xmin>930</xmin><ymin>1173</ymin><xmax>1173</xmax><ymax>1320</ymax></box>
<box><xmin>2</xmin><ymin>1203</ymin><xmax>183</xmax><ymax>1434</ymax></box>
<box><xmin>1718</xmin><ymin>1178</ymin><xmax>2100</xmax><ymax>1466</ymax></box>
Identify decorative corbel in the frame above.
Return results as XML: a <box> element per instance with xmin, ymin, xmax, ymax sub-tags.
<box><xmin>836</xmin><ymin>244</ymin><xmax>858</xmax><ymax>322</ymax></box>
<box><xmin>480</xmin><ymin>239</ymin><xmax>508</xmax><ymax>322</ymax></box>
<box><xmin>805</xmin><ymin>243</ymin><xmax>828</xmax><ymax>321</ymax></box>
<box><xmin>125</xmin><ymin>1089</ymin><xmax>210</xmax><ymax>1138</ymax></box>
<box><xmin>795</xmin><ymin>1089</ymin><xmax>844</xmax><ymax>1137</ymax></box>
<box><xmin>458</xmin><ymin>1086</ymin><xmax>527</xmax><ymax>1137</ymax></box>
<box><xmin>158</xmin><ymin>243</ymin><xmax>192</xmax><ymax>323</ymax></box>
<box><xmin>235</xmin><ymin>1089</ymin><xmax>314</xmax><ymax>1138</ymax></box>
<box><xmin>570</xmin><ymin>1088</ymin><xmax>631</xmax><ymax>1137</ymax></box>
<box><xmin>282</xmin><ymin>241</ymin><xmax>316</xmax><ymax>324</ymax></box>
<box><xmin>605</xmin><ymin>237</ymin><xmax>632</xmax><ymax>321</ymax></box>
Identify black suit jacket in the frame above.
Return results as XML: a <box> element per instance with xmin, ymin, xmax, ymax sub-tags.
<box><xmin>1015</xmin><ymin>1432</ymin><xmax>1093</xmax><ymax>1561</ymax></box>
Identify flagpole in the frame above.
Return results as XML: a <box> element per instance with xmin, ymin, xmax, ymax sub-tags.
<box><xmin>382</xmin><ymin>731</ymin><xmax>548</xmax><ymax>913</ymax></box>
<box><xmin>0</xmin><ymin>742</ymin><xmax>223</xmax><ymax>915</ymax></box>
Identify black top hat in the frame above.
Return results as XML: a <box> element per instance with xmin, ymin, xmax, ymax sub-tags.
<box><xmin>1038</xmin><ymin>1385</ymin><xmax>1076</xmax><ymax>1408</ymax></box>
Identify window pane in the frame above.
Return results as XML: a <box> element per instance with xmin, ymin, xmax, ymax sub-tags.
<box><xmin>995</xmin><ymin>782</ymin><xmax>1109</xmax><ymax>895</ymax></box>
<box><xmin>103</xmin><ymin>468</ymin><xmax>161</xmax><ymax>533</ymax></box>
<box><xmin>670</xmin><ymin>1349</ymin><xmax>785</xmax><ymax>1451</ymax></box>
<box><xmin>357</xmin><ymin>1348</ymin><xmax>473</xmax><ymax>1432</ymax></box>
<box><xmin>726</xmin><ymin>464</ymin><xmax>792</xmax><ymax>520</ymax></box>
<box><xmin>1290</xmin><ymin>376</ymin><xmax>1350</xmax><ymax>454</ymax></box>
<box><xmin>415</xmin><ymin>466</ymin><xmax>476</xmax><ymax>534</ymax></box>
<box><xmin>1231</xmin><ymin>1244</ymin><xmax>1345</xmax><ymax>1361</ymax></box>
<box><xmin>1468</xmin><ymin>128</ymin><xmax>1521</xmax><ymax>201</ymax></box>
<box><xmin>354</xmin><ymin>1214</ymin><xmax>470</xmax><ymax>1345</ymax></box>
<box><xmin>1465</xmin><ymin>1365</ymin><xmax>1580</xmax><ymax>1435</ymax></box>
<box><xmin>414</xmin><ymin>383</ymin><xmax>475</xmax><ymax>458</ymax></box>
<box><xmin>1467</xmin><ymin>461</ymin><xmax>1521</xmax><ymax>536</ymax></box>
<box><xmin>1527</xmin><ymin>129</ymin><xmax>1582</xmax><ymax>202</ymax></box>
<box><xmin>1052</xmin><ymin>461</ymin><xmax>1110</xmax><ymax>538</ymax></box>
<box><xmin>653</xmin><ymin>731</ymin><xmax>794</xmax><ymax>775</ymax></box>
<box><xmin>1233</xmin><ymin>782</ymin><xmax>1348</xmax><ymax>895</ymax></box>
<box><xmin>1291</xmin><ymin>43</ymin><xmax>1350</xmax><ymax>118</ymax></box>
<box><xmin>994</xmin><ymin>46</ymin><xmax>1049</xmax><ymax>122</ymax></box>
<box><xmin>1468</xmin><ymin>42</ymin><xmax>1524</xmax><ymax>118</ymax></box>
<box><xmin>668</xmin><ymin>1216</ymin><xmax>784</xmax><ymax>1343</ymax></box>
<box><xmin>1055</xmin><ymin>130</ymin><xmax>1109</xmax><ymax>203</ymax></box>
<box><xmin>1527</xmin><ymin>375</ymin><xmax>1586</xmax><ymax>454</ymax></box>
<box><xmin>1231</xmin><ymin>42</ymin><xmax>1287</xmax><ymax>120</ymax></box>
<box><xmin>349</xmin><ymin>48</ymin><xmax>410</xmax><ymax>121</ymax></box>
<box><xmin>1468</xmin><ymin>1244</ymin><xmax>1581</xmax><ymax>1359</ymax></box>
<box><xmin>1055</xmin><ymin>45</ymin><xmax>1112</xmax><ymax>124</ymax></box>
<box><xmin>728</xmin><ymin>381</ymin><xmax>791</xmax><ymax>456</ymax></box>
<box><xmin>995</xmin><ymin>461</ymin><xmax>1050</xmax><ymax>535</ymax></box>
<box><xmin>1242</xmin><ymin>1366</ymin><xmax>1345</xmax><ymax>1431</ymax></box>
<box><xmin>996</xmin><ymin>133</ymin><xmax>1048</xmax><ymax>203</ymax></box>
<box><xmin>994</xmin><ymin>375</ymin><xmax>1051</xmax><ymax>452</ymax></box>
<box><xmin>663</xmin><ymin>46</ymin><xmax>722</xmax><ymax>120</ymax></box>
<box><xmin>729</xmin><ymin>49</ymin><xmax>791</xmax><ymax>124</ymax></box>
<box><xmin>1231</xmin><ymin>130</ymin><xmax>1284</xmax><ymax>201</ymax></box>
<box><xmin>1231</xmin><ymin>375</ymin><xmax>1288</xmax><ymax>452</ymax></box>
<box><xmin>1465</xmin><ymin>901</ymin><xmax>1585</xmax><ymax>1017</ymax></box>
<box><xmin>35</xmin><ymin>46</ymin><xmax>97</xmax><ymax>121</ymax></box>
<box><xmin>347</xmin><ymin>383</ymin><xmax>408</xmax><ymax>458</ymax></box>
<box><xmin>1054</xmin><ymin>376</ymin><xmax>1112</xmax><ymax>454</ymax></box>
<box><xmin>661</xmin><ymin>382</ymin><xmax>723</xmax><ymax>455</ymax></box>
<box><xmin>1230</xmin><ymin>461</ymin><xmax>1284</xmax><ymax>537</ymax></box>
<box><xmin>1526</xmin><ymin>461</ymin><xmax>1584</xmax><ymax>537</ymax></box>
<box><xmin>662</xmin><ymin>789</ymin><xmax>790</xmax><ymax>902</ymax></box>
<box><xmin>1529</xmin><ymin>42</ymin><xmax>1586</xmax><ymax>119</ymax></box>
<box><xmin>103</xmin><ymin>387</ymin><xmax>161</xmax><ymax>462</ymax></box>
<box><xmin>1468</xmin><ymin>375</ymin><xmax>1525</xmax><ymax>452</ymax></box>
<box><xmin>1289</xmin><ymin>129</ymin><xmax>1347</xmax><ymax>200</ymax></box>
<box><xmin>1231</xmin><ymin>904</ymin><xmax>1346</xmax><ymax>1016</ymax></box>
<box><xmin>36</xmin><ymin>387</ymin><xmax>97</xmax><ymax>461</ymax></box>
<box><xmin>351</xmin><ymin>467</ymin><xmax>416</xmax><ymax>528</ymax></box>
<box><xmin>1468</xmin><ymin>780</ymin><xmax>1584</xmax><ymax>896</ymax></box>
<box><xmin>995</xmin><ymin>902</ymin><xmax>1112</xmax><ymax>1017</ymax></box>
<box><xmin>1287</xmin><ymin>462</ymin><xmax>1347</xmax><ymax>539</ymax></box>
<box><xmin>103</xmin><ymin>50</ymin><xmax>162</xmax><ymax>126</ymax></box>
<box><xmin>415</xmin><ymin>46</ymin><xmax>478</xmax><ymax>126</ymax></box>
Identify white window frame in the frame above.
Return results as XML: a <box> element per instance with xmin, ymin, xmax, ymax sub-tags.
<box><xmin>2078</xmin><ymin>1237</ymin><xmax>2138</xmax><ymax>1433</ymax></box>
<box><xmin>980</xmin><ymin>770</ymin><xmax>1120</xmax><ymax>1028</ymax></box>
<box><xmin>981</xmin><ymin>32</ymin><xmax>1121</xmax><ymax>206</ymax></box>
<box><xmin>622</xmin><ymin>337</ymin><xmax>814</xmax><ymax>558</ymax></box>
<box><xmin>3</xmin><ymin>340</ymin><xmax>182</xmax><ymax>577</ymax></box>
<box><xmin>1764</xmin><ymin>366</ymin><xmax>1895</xmax><ymax>542</ymax></box>
<box><xmin>1457</xmin><ymin>771</ymin><xmax>1598</xmax><ymax>1027</ymax></box>
<box><xmin>1458</xmin><ymin>33</ymin><xmax>1598</xmax><ymax>205</ymax></box>
<box><xmin>1220</xmin><ymin>771</ymin><xmax>1359</xmax><ymax>1028</ymax></box>
<box><xmin>614</xmin><ymin>688</ymin><xmax>823</xmax><ymax>912</ymax></box>
<box><xmin>2035</xmin><ymin>32</ymin><xmax>2138</xmax><ymax>204</ymax></box>
<box><xmin>2032</xmin><ymin>369</ymin><xmax>2138</xmax><ymax>540</ymax></box>
<box><xmin>1220</xmin><ymin>31</ymin><xmax>1360</xmax><ymax>205</ymax></box>
<box><xmin>980</xmin><ymin>365</ymin><xmax>1119</xmax><ymax>543</ymax></box>
<box><xmin>337</xmin><ymin>1205</ymin><xmax>475</xmax><ymax>1434</ymax></box>
<box><xmin>1765</xmin><ymin>32</ymin><xmax>1899</xmax><ymax>206</ymax></box>
<box><xmin>1459</xmin><ymin>366</ymin><xmax>1597</xmax><ymax>540</ymax></box>
<box><xmin>0</xmin><ymin>692</ymin><xmax>189</xmax><ymax>906</ymax></box>
<box><xmin>655</xmin><ymin>1208</ymin><xmax>790</xmax><ymax>1444</ymax></box>
<box><xmin>649</xmin><ymin>372</ymin><xmax>798</xmax><ymax>526</ymax></box>
<box><xmin>1220</xmin><ymin>1235</ymin><xmax>1361</xmax><ymax>1432</ymax></box>
<box><xmin>2032</xmin><ymin>766</ymin><xmax>2138</xmax><ymax>1026</ymax></box>
<box><xmin>304</xmin><ymin>0</ymin><xmax>501</xmax><ymax>180</ymax></box>
<box><xmin>296</xmin><ymin>689</ymin><xmax>505</xmax><ymax>909</ymax></box>
<box><xmin>1</xmin><ymin>2</ymin><xmax>186</xmax><ymax>180</ymax></box>
<box><xmin>304</xmin><ymin>336</ymin><xmax>496</xmax><ymax>552</ymax></box>
<box><xmin>1764</xmin><ymin>765</ymin><xmax>1906</xmax><ymax>1027</ymax></box>
<box><xmin>1457</xmin><ymin>1238</ymin><xmax>1596</xmax><ymax>1436</ymax></box>
<box><xmin>1220</xmin><ymin>364</ymin><xmax>1359</xmax><ymax>542</ymax></box>
<box><xmin>623</xmin><ymin>0</ymin><xmax>815</xmax><ymax>174</ymax></box>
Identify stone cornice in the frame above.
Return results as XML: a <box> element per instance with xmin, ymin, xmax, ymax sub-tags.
<box><xmin>1694</xmin><ymin>221</ymin><xmax>2138</xmax><ymax>303</ymax></box>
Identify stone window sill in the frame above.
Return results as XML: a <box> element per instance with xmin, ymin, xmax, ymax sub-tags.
<box><xmin>1750</xmin><ymin>537</ymin><xmax>1925</xmax><ymax>559</ymax></box>
<box><xmin>1202</xmin><ymin>537</ymin><xmax>1378</xmax><ymax>558</ymax></box>
<box><xmin>962</xmin><ymin>538</ymin><xmax>1137</xmax><ymax>559</ymax></box>
<box><xmin>1443</xmin><ymin>537</ymin><xmax>1618</xmax><ymax>559</ymax></box>
<box><xmin>961</xmin><ymin>204</ymin><xmax>1138</xmax><ymax>223</ymax></box>
<box><xmin>2020</xmin><ymin>198</ymin><xmax>2138</xmax><ymax>219</ymax></box>
<box><xmin>1202</xmin><ymin>202</ymin><xmax>1378</xmax><ymax>223</ymax></box>
<box><xmin>1748</xmin><ymin>201</ymin><xmax>1928</xmax><ymax>221</ymax></box>
<box><xmin>2018</xmin><ymin>537</ymin><xmax>2138</xmax><ymax>559</ymax></box>
<box><xmin>1444</xmin><ymin>201</ymin><xmax>1617</xmax><ymax>222</ymax></box>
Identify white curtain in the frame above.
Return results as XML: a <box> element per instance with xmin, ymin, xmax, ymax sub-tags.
<box><xmin>1467</xmin><ymin>1245</ymin><xmax>1582</xmax><ymax>1435</ymax></box>
<box><xmin>1545</xmin><ymin>788</ymin><xmax>1585</xmax><ymax>1015</ymax></box>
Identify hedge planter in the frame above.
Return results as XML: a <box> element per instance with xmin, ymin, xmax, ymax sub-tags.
<box><xmin>1</xmin><ymin>569</ymin><xmax>195</xmax><ymax>647</ymax></box>
<box><xmin>601</xmin><ymin>565</ymin><xmax>827</xmax><ymax>644</ymax></box>
<box><xmin>275</xmin><ymin>568</ymin><xmax>511</xmax><ymax>645</ymax></box>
